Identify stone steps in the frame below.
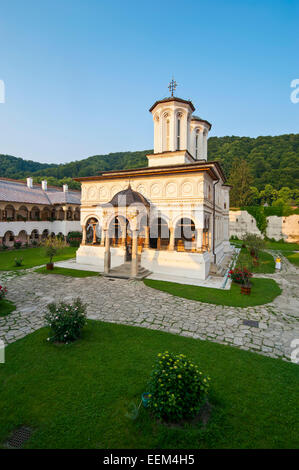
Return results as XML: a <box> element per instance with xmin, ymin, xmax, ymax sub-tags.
<box><xmin>103</xmin><ymin>262</ymin><xmax>152</xmax><ymax>280</ymax></box>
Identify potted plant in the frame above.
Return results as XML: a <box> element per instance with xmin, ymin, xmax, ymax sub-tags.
<box><xmin>228</xmin><ymin>267</ymin><xmax>253</xmax><ymax>294</ymax></box>
<box><xmin>43</xmin><ymin>236</ymin><xmax>66</xmax><ymax>270</ymax></box>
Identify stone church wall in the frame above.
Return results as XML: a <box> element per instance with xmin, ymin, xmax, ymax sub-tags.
<box><xmin>229</xmin><ymin>210</ymin><xmax>299</xmax><ymax>242</ymax></box>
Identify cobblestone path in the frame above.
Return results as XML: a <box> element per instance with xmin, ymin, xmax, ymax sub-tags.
<box><xmin>1</xmin><ymin>252</ymin><xmax>298</xmax><ymax>362</ymax></box>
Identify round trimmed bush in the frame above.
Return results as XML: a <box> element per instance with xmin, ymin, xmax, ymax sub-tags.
<box><xmin>45</xmin><ymin>297</ymin><xmax>87</xmax><ymax>343</ymax></box>
<box><xmin>147</xmin><ymin>351</ymin><xmax>210</xmax><ymax>422</ymax></box>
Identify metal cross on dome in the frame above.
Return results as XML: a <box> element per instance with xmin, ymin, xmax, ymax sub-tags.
<box><xmin>168</xmin><ymin>78</ymin><xmax>177</xmax><ymax>97</ymax></box>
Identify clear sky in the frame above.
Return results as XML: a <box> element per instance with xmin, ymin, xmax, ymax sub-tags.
<box><xmin>0</xmin><ymin>0</ymin><xmax>298</xmax><ymax>164</ymax></box>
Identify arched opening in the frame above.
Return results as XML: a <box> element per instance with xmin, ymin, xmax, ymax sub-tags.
<box><xmin>50</xmin><ymin>208</ymin><xmax>56</xmax><ymax>220</ymax></box>
<box><xmin>85</xmin><ymin>217</ymin><xmax>101</xmax><ymax>245</ymax></box>
<box><xmin>3</xmin><ymin>231</ymin><xmax>15</xmax><ymax>247</ymax></box>
<box><xmin>57</xmin><ymin>208</ymin><xmax>65</xmax><ymax>220</ymax></box>
<box><xmin>30</xmin><ymin>229</ymin><xmax>39</xmax><ymax>244</ymax></box>
<box><xmin>41</xmin><ymin>207</ymin><xmax>51</xmax><ymax>221</ymax></box>
<box><xmin>4</xmin><ymin>205</ymin><xmax>15</xmax><ymax>221</ymax></box>
<box><xmin>17</xmin><ymin>206</ymin><xmax>29</xmax><ymax>221</ymax></box>
<box><xmin>150</xmin><ymin>217</ymin><xmax>169</xmax><ymax>250</ymax></box>
<box><xmin>30</xmin><ymin>206</ymin><xmax>40</xmax><ymax>221</ymax></box>
<box><xmin>74</xmin><ymin>207</ymin><xmax>80</xmax><ymax>221</ymax></box>
<box><xmin>17</xmin><ymin>230</ymin><xmax>27</xmax><ymax>245</ymax></box>
<box><xmin>66</xmin><ymin>207</ymin><xmax>73</xmax><ymax>221</ymax></box>
<box><xmin>175</xmin><ymin>218</ymin><xmax>196</xmax><ymax>251</ymax></box>
<box><xmin>42</xmin><ymin>229</ymin><xmax>49</xmax><ymax>240</ymax></box>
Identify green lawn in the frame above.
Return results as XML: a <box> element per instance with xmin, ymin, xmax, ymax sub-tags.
<box><xmin>0</xmin><ymin>246</ymin><xmax>77</xmax><ymax>271</ymax></box>
<box><xmin>35</xmin><ymin>267</ymin><xmax>100</xmax><ymax>277</ymax></box>
<box><xmin>285</xmin><ymin>252</ymin><xmax>299</xmax><ymax>267</ymax></box>
<box><xmin>231</xmin><ymin>238</ymin><xmax>299</xmax><ymax>252</ymax></box>
<box><xmin>236</xmin><ymin>248</ymin><xmax>275</xmax><ymax>273</ymax></box>
<box><xmin>265</xmin><ymin>240</ymin><xmax>299</xmax><ymax>252</ymax></box>
<box><xmin>0</xmin><ymin>299</ymin><xmax>16</xmax><ymax>317</ymax></box>
<box><xmin>0</xmin><ymin>321</ymin><xmax>298</xmax><ymax>449</ymax></box>
<box><xmin>144</xmin><ymin>278</ymin><xmax>281</xmax><ymax>307</ymax></box>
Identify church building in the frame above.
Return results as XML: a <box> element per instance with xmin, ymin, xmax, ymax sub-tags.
<box><xmin>75</xmin><ymin>83</ymin><xmax>231</xmax><ymax>281</ymax></box>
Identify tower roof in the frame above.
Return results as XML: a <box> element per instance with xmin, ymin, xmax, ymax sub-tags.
<box><xmin>102</xmin><ymin>185</ymin><xmax>150</xmax><ymax>208</ymax></box>
<box><xmin>191</xmin><ymin>115</ymin><xmax>212</xmax><ymax>130</ymax></box>
<box><xmin>149</xmin><ymin>96</ymin><xmax>195</xmax><ymax>113</ymax></box>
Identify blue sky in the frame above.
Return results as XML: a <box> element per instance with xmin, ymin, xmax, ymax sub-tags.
<box><xmin>0</xmin><ymin>0</ymin><xmax>298</xmax><ymax>163</ymax></box>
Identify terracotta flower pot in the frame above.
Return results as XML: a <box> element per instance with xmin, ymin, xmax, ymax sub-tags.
<box><xmin>46</xmin><ymin>263</ymin><xmax>54</xmax><ymax>270</ymax></box>
<box><xmin>241</xmin><ymin>285</ymin><xmax>251</xmax><ymax>295</ymax></box>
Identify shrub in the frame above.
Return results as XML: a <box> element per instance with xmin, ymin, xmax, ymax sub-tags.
<box><xmin>43</xmin><ymin>236</ymin><xmax>66</xmax><ymax>264</ymax></box>
<box><xmin>45</xmin><ymin>297</ymin><xmax>87</xmax><ymax>343</ymax></box>
<box><xmin>0</xmin><ymin>285</ymin><xmax>7</xmax><ymax>300</ymax></box>
<box><xmin>14</xmin><ymin>239</ymin><xmax>22</xmax><ymax>249</ymax></box>
<box><xmin>67</xmin><ymin>231</ymin><xmax>82</xmax><ymax>247</ymax></box>
<box><xmin>147</xmin><ymin>351</ymin><xmax>210</xmax><ymax>422</ymax></box>
<box><xmin>229</xmin><ymin>267</ymin><xmax>252</xmax><ymax>286</ymax></box>
<box><xmin>242</xmin><ymin>233</ymin><xmax>266</xmax><ymax>258</ymax></box>
<box><xmin>14</xmin><ymin>257</ymin><xmax>23</xmax><ymax>267</ymax></box>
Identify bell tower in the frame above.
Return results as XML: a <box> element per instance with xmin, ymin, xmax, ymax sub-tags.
<box><xmin>147</xmin><ymin>81</ymin><xmax>212</xmax><ymax>167</ymax></box>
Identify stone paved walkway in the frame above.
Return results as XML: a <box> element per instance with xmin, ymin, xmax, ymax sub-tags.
<box><xmin>0</xmin><ymin>252</ymin><xmax>299</xmax><ymax>362</ymax></box>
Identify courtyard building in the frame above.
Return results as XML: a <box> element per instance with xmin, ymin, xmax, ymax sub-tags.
<box><xmin>0</xmin><ymin>177</ymin><xmax>81</xmax><ymax>247</ymax></box>
<box><xmin>75</xmin><ymin>90</ymin><xmax>232</xmax><ymax>280</ymax></box>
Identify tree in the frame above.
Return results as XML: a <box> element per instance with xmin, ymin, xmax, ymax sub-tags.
<box><xmin>228</xmin><ymin>158</ymin><xmax>254</xmax><ymax>207</ymax></box>
<box><xmin>259</xmin><ymin>184</ymin><xmax>278</xmax><ymax>205</ymax></box>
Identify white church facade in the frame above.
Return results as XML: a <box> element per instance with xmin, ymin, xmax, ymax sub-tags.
<box><xmin>75</xmin><ymin>89</ymin><xmax>231</xmax><ymax>281</ymax></box>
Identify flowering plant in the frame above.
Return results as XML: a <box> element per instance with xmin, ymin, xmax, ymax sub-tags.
<box><xmin>147</xmin><ymin>351</ymin><xmax>210</xmax><ymax>422</ymax></box>
<box><xmin>0</xmin><ymin>285</ymin><xmax>7</xmax><ymax>300</ymax></box>
<box><xmin>228</xmin><ymin>267</ymin><xmax>252</xmax><ymax>286</ymax></box>
<box><xmin>45</xmin><ymin>297</ymin><xmax>87</xmax><ymax>343</ymax></box>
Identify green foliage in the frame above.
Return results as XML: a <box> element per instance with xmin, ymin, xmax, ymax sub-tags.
<box><xmin>66</xmin><ymin>231</ymin><xmax>82</xmax><ymax>247</ymax></box>
<box><xmin>1</xmin><ymin>134</ymin><xmax>298</xmax><ymax>193</ymax></box>
<box><xmin>148</xmin><ymin>351</ymin><xmax>210</xmax><ymax>422</ymax></box>
<box><xmin>43</xmin><ymin>236</ymin><xmax>67</xmax><ymax>263</ymax></box>
<box><xmin>0</xmin><ymin>298</ymin><xmax>16</xmax><ymax>317</ymax></box>
<box><xmin>144</xmin><ymin>278</ymin><xmax>281</xmax><ymax>307</ymax></box>
<box><xmin>45</xmin><ymin>297</ymin><xmax>87</xmax><ymax>343</ymax></box>
<box><xmin>228</xmin><ymin>267</ymin><xmax>253</xmax><ymax>285</ymax></box>
<box><xmin>14</xmin><ymin>257</ymin><xmax>23</xmax><ymax>267</ymax></box>
<box><xmin>208</xmin><ymin>134</ymin><xmax>299</xmax><ymax>191</ymax></box>
<box><xmin>242</xmin><ymin>233</ymin><xmax>266</xmax><ymax>257</ymax></box>
<box><xmin>241</xmin><ymin>206</ymin><xmax>268</xmax><ymax>234</ymax></box>
<box><xmin>228</xmin><ymin>158</ymin><xmax>253</xmax><ymax>206</ymax></box>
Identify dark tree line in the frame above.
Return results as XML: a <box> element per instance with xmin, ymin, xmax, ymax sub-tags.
<box><xmin>0</xmin><ymin>134</ymin><xmax>298</xmax><ymax>199</ymax></box>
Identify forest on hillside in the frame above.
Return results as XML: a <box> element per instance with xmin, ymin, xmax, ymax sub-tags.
<box><xmin>0</xmin><ymin>134</ymin><xmax>298</xmax><ymax>205</ymax></box>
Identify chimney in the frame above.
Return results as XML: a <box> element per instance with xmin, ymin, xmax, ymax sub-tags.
<box><xmin>27</xmin><ymin>177</ymin><xmax>33</xmax><ymax>189</ymax></box>
<box><xmin>63</xmin><ymin>184</ymin><xmax>68</xmax><ymax>192</ymax></box>
<box><xmin>41</xmin><ymin>180</ymin><xmax>47</xmax><ymax>191</ymax></box>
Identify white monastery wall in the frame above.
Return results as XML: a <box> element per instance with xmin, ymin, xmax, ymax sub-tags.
<box><xmin>229</xmin><ymin>210</ymin><xmax>299</xmax><ymax>242</ymax></box>
<box><xmin>0</xmin><ymin>220</ymin><xmax>81</xmax><ymax>238</ymax></box>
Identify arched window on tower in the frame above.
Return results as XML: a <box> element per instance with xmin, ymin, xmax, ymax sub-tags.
<box><xmin>166</xmin><ymin>119</ymin><xmax>170</xmax><ymax>151</ymax></box>
<box><xmin>177</xmin><ymin>116</ymin><xmax>181</xmax><ymax>150</ymax></box>
<box><xmin>195</xmin><ymin>130</ymin><xmax>199</xmax><ymax>159</ymax></box>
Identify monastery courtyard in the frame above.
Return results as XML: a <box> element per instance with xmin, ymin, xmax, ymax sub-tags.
<box><xmin>1</xmin><ymin>251</ymin><xmax>298</xmax><ymax>362</ymax></box>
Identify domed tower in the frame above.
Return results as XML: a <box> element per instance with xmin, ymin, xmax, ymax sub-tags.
<box><xmin>147</xmin><ymin>80</ymin><xmax>212</xmax><ymax>167</ymax></box>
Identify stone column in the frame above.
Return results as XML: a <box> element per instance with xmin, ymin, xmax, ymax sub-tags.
<box><xmin>196</xmin><ymin>228</ymin><xmax>203</xmax><ymax>252</ymax></box>
<box><xmin>168</xmin><ymin>226</ymin><xmax>175</xmax><ymax>251</ymax></box>
<box><xmin>144</xmin><ymin>226</ymin><xmax>150</xmax><ymax>249</ymax></box>
<box><xmin>131</xmin><ymin>230</ymin><xmax>139</xmax><ymax>278</ymax></box>
<box><xmin>81</xmin><ymin>225</ymin><xmax>87</xmax><ymax>245</ymax></box>
<box><xmin>104</xmin><ymin>230</ymin><xmax>111</xmax><ymax>274</ymax></box>
<box><xmin>92</xmin><ymin>223</ymin><xmax>97</xmax><ymax>244</ymax></box>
